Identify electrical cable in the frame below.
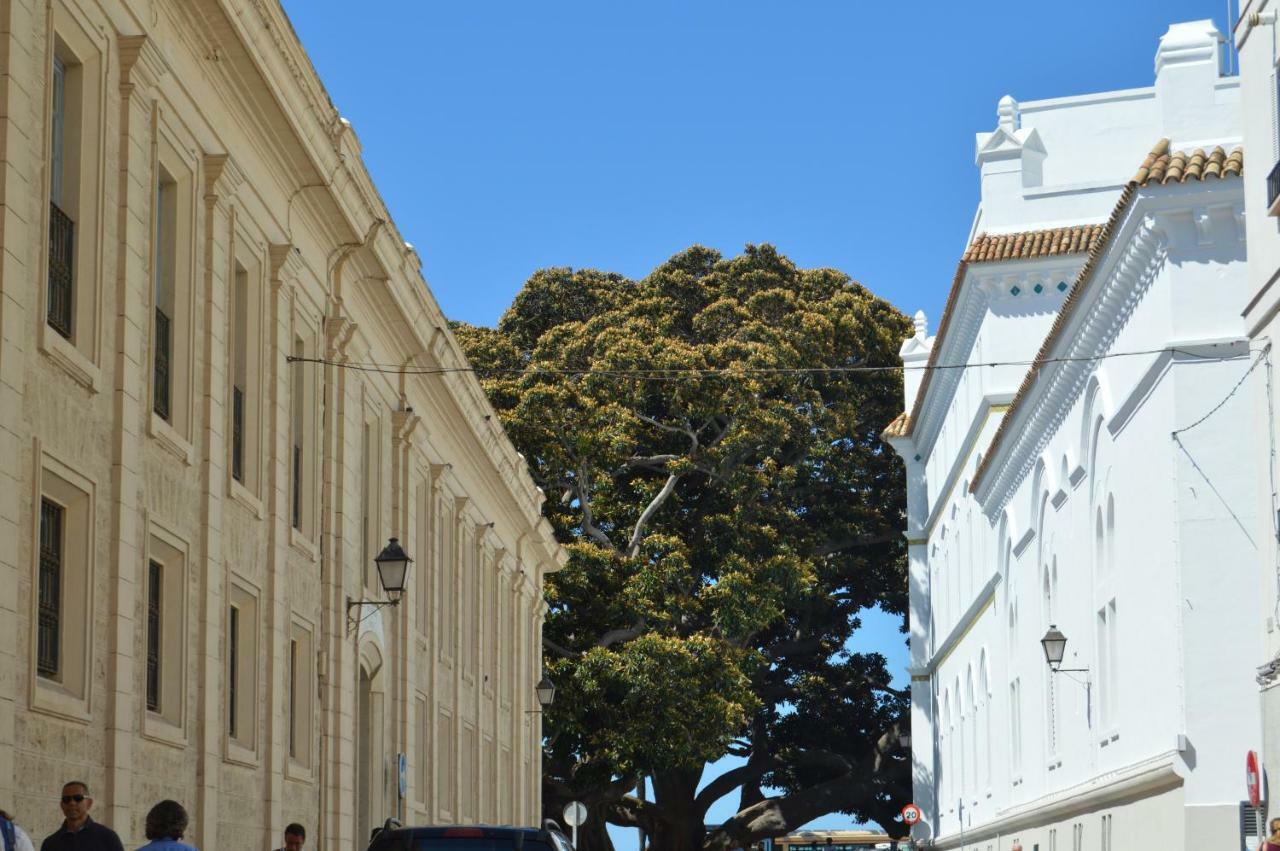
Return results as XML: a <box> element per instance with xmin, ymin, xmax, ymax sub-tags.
<box><xmin>1170</xmin><ymin>345</ymin><xmax>1267</xmax><ymax>437</ymax></box>
<box><xmin>285</xmin><ymin>344</ymin><xmax>1259</xmax><ymax>382</ymax></box>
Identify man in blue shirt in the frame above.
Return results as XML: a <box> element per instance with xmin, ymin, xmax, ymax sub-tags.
<box><xmin>39</xmin><ymin>782</ymin><xmax>124</xmax><ymax>851</ymax></box>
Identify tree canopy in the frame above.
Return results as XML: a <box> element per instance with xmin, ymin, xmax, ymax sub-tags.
<box><xmin>453</xmin><ymin>244</ymin><xmax>913</xmax><ymax>851</ymax></box>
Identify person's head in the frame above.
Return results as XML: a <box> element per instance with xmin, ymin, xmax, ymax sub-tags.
<box><xmin>283</xmin><ymin>822</ymin><xmax>306</xmax><ymax>851</ymax></box>
<box><xmin>59</xmin><ymin>781</ymin><xmax>92</xmax><ymax>828</ymax></box>
<box><xmin>1270</xmin><ymin>817</ymin><xmax>1280</xmax><ymax>835</ymax></box>
<box><xmin>144</xmin><ymin>800</ymin><xmax>189</xmax><ymax>841</ymax></box>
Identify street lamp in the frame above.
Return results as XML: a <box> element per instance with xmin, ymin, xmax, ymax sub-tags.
<box><xmin>1040</xmin><ymin>625</ymin><xmax>1069</xmax><ymax>671</ymax></box>
<box><xmin>347</xmin><ymin>538</ymin><xmax>413</xmax><ymax>633</ymax></box>
<box><xmin>536</xmin><ymin>674</ymin><xmax>556</xmax><ymax>708</ymax></box>
<box><xmin>1039</xmin><ymin>624</ymin><xmax>1092</xmax><ymax>725</ymax></box>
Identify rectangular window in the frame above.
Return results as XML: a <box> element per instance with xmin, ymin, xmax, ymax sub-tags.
<box><xmin>146</xmin><ymin>560</ymin><xmax>162</xmax><ymax>711</ymax></box>
<box><xmin>291</xmin><ymin>338</ymin><xmax>304</xmax><ymax>528</ymax></box>
<box><xmin>291</xmin><ymin>337</ymin><xmax>303</xmax><ymax>524</ymax></box>
<box><xmin>153</xmin><ymin>169</ymin><xmax>176</xmax><ymax>421</ymax></box>
<box><xmin>47</xmin><ymin>57</ymin><xmax>73</xmax><ymax>340</ymax></box>
<box><xmin>436</xmin><ymin>708</ymin><xmax>455</xmax><ymax>817</ymax></box>
<box><xmin>37</xmin><ymin>499</ymin><xmax>64</xmax><ymax>679</ymax></box>
<box><xmin>416</xmin><ymin>480</ymin><xmax>430</xmax><ymax>633</ymax></box>
<box><xmin>1009</xmin><ymin>678</ymin><xmax>1022</xmax><ymax>777</ymax></box>
<box><xmin>362</xmin><ymin>421</ymin><xmax>373</xmax><ymax>586</ymax></box>
<box><xmin>225</xmin><ymin>582</ymin><xmax>261</xmax><ymax>752</ymax></box>
<box><xmin>288</xmin><ymin>638</ymin><xmax>298</xmax><ymax>758</ymax></box>
<box><xmin>33</xmin><ymin>462</ymin><xmax>93</xmax><ymax>715</ymax></box>
<box><xmin>228</xmin><ymin>604</ymin><xmax>239</xmax><ymax>738</ymax></box>
<box><xmin>287</xmin><ymin>621</ymin><xmax>313</xmax><ymax>770</ymax></box>
<box><xmin>463</xmin><ymin>528</ymin><xmax>476</xmax><ymax>673</ymax></box>
<box><xmin>231</xmin><ymin>263</ymin><xmax>248</xmax><ymax>483</ymax></box>
<box><xmin>416</xmin><ymin>694</ymin><xmax>429</xmax><ymax>805</ymax></box>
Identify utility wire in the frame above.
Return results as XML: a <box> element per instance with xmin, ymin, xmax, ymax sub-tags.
<box><xmin>1170</xmin><ymin>345</ymin><xmax>1267</xmax><ymax>437</ymax></box>
<box><xmin>286</xmin><ymin>344</ymin><xmax>1254</xmax><ymax>381</ymax></box>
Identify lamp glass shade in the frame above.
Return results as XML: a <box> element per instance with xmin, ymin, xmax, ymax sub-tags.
<box><xmin>1040</xmin><ymin>625</ymin><xmax>1068</xmax><ymax>667</ymax></box>
<box><xmin>898</xmin><ymin>733</ymin><xmax>911</xmax><ymax>749</ymax></box>
<box><xmin>374</xmin><ymin>537</ymin><xmax>412</xmax><ymax>598</ymax></box>
<box><xmin>535</xmin><ymin>675</ymin><xmax>556</xmax><ymax>708</ymax></box>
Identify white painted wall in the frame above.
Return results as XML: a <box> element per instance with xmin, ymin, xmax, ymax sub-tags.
<box><xmin>888</xmin><ymin>20</ymin><xmax>1258</xmax><ymax>850</ymax></box>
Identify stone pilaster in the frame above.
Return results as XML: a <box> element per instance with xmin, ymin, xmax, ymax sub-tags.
<box><xmin>104</xmin><ymin>32</ymin><xmax>169</xmax><ymax>834</ymax></box>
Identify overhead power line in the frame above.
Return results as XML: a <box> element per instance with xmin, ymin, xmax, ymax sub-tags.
<box><xmin>286</xmin><ymin>344</ymin><xmax>1252</xmax><ymax>381</ymax></box>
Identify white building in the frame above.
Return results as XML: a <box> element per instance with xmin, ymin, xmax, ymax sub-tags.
<box><xmin>1236</xmin><ymin>0</ymin><xmax>1280</xmax><ymax>822</ymax></box>
<box><xmin>884</xmin><ymin>21</ymin><xmax>1261</xmax><ymax>850</ymax></box>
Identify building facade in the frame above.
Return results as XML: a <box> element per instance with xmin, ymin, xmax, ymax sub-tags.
<box><xmin>0</xmin><ymin>1</ymin><xmax>566</xmax><ymax>849</ymax></box>
<box><xmin>884</xmin><ymin>21</ymin><xmax>1261</xmax><ymax>850</ymax></box>
<box><xmin>1237</xmin><ymin>0</ymin><xmax>1280</xmax><ymax>830</ymax></box>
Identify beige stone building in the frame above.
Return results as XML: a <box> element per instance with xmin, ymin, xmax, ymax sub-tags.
<box><xmin>0</xmin><ymin>0</ymin><xmax>566</xmax><ymax>848</ymax></box>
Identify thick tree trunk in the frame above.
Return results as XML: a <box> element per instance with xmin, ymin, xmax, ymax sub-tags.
<box><xmin>647</xmin><ymin>769</ymin><xmax>706</xmax><ymax>851</ymax></box>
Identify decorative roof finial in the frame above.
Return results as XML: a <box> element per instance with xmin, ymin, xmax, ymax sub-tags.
<box><xmin>997</xmin><ymin>95</ymin><xmax>1019</xmax><ymax>133</ymax></box>
<box><xmin>913</xmin><ymin>310</ymin><xmax>928</xmax><ymax>339</ymax></box>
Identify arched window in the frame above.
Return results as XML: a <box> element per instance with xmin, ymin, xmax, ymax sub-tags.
<box><xmin>980</xmin><ymin>651</ymin><xmax>992</xmax><ymax>790</ymax></box>
<box><xmin>1106</xmin><ymin>495</ymin><xmax>1116</xmax><ymax>574</ymax></box>
<box><xmin>1043</xmin><ymin>563</ymin><xmax>1058</xmax><ymax>755</ymax></box>
<box><xmin>966</xmin><ymin>668</ymin><xmax>977</xmax><ymax>794</ymax></box>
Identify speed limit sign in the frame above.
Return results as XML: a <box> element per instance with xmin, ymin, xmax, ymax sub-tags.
<box><xmin>901</xmin><ymin>804</ymin><xmax>922</xmax><ymax>825</ymax></box>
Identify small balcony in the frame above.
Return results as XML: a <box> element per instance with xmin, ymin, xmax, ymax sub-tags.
<box><xmin>1269</xmin><ymin>160</ymin><xmax>1280</xmax><ymax>217</ymax></box>
<box><xmin>47</xmin><ymin>201</ymin><xmax>75</xmax><ymax>339</ymax></box>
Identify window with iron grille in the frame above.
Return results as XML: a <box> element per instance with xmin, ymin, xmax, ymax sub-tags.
<box><xmin>153</xmin><ymin>307</ymin><xmax>171</xmax><ymax>420</ymax></box>
<box><xmin>292</xmin><ymin>444</ymin><xmax>302</xmax><ymax>530</ymax></box>
<box><xmin>288</xmin><ymin>639</ymin><xmax>298</xmax><ymax>758</ymax></box>
<box><xmin>232</xmin><ymin>385</ymin><xmax>245</xmax><ymax>483</ymax></box>
<box><xmin>47</xmin><ymin>201</ymin><xmax>75</xmax><ymax>340</ymax></box>
<box><xmin>146</xmin><ymin>560</ymin><xmax>162</xmax><ymax>712</ymax></box>
<box><xmin>228</xmin><ymin>604</ymin><xmax>239</xmax><ymax>737</ymax></box>
<box><xmin>37</xmin><ymin>499</ymin><xmax>63</xmax><ymax>678</ymax></box>
<box><xmin>46</xmin><ymin>56</ymin><xmax>74</xmax><ymax>340</ymax></box>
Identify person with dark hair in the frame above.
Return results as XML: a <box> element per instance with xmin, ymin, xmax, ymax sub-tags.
<box><xmin>40</xmin><ymin>782</ymin><xmax>123</xmax><ymax>851</ymax></box>
<box><xmin>136</xmin><ymin>800</ymin><xmax>196</xmax><ymax>851</ymax></box>
<box><xmin>0</xmin><ymin>808</ymin><xmax>36</xmax><ymax>851</ymax></box>
<box><xmin>272</xmin><ymin>823</ymin><xmax>305</xmax><ymax>851</ymax></box>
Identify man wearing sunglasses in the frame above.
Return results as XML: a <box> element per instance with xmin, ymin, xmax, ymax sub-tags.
<box><xmin>39</xmin><ymin>782</ymin><xmax>122</xmax><ymax>851</ymax></box>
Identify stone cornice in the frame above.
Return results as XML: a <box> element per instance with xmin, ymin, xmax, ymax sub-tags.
<box><xmin>205</xmin><ymin>0</ymin><xmax>565</xmax><ymax>575</ymax></box>
<box><xmin>973</xmin><ymin>203</ymin><xmax>1165</xmax><ymax>515</ymax></box>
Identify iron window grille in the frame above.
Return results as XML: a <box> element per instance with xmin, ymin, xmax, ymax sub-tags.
<box><xmin>146</xmin><ymin>560</ymin><xmax>162</xmax><ymax>712</ymax></box>
<box><xmin>231</xmin><ymin>385</ymin><xmax>245</xmax><ymax>483</ymax></box>
<box><xmin>1268</xmin><ymin>160</ymin><xmax>1280</xmax><ymax>213</ymax></box>
<box><xmin>153</xmin><ymin>307</ymin><xmax>172</xmax><ymax>420</ymax></box>
<box><xmin>228</xmin><ymin>605</ymin><xmax>239</xmax><ymax>737</ymax></box>
<box><xmin>47</xmin><ymin>202</ymin><xmax>74</xmax><ymax>340</ymax></box>
<box><xmin>292</xmin><ymin>444</ymin><xmax>303</xmax><ymax>530</ymax></box>
<box><xmin>37</xmin><ymin>499</ymin><xmax>63</xmax><ymax>678</ymax></box>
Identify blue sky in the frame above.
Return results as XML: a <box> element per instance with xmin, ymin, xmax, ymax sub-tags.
<box><xmin>279</xmin><ymin>0</ymin><xmax>1237</xmax><ymax>840</ymax></box>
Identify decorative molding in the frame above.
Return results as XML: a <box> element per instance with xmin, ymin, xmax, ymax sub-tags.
<box><xmin>202</xmin><ymin>152</ymin><xmax>246</xmax><ymax>202</ymax></box>
<box><xmin>912</xmin><ymin>260</ymin><xmax>1082</xmax><ymax>458</ymax></box>
<box><xmin>268</xmin><ymin>242</ymin><xmax>301</xmax><ymax>283</ymax></box>
<box><xmin>118</xmin><ymin>33</ymin><xmax>170</xmax><ymax>91</ymax></box>
<box><xmin>975</xmin><ymin>206</ymin><xmax>1167</xmax><ymax>515</ymax></box>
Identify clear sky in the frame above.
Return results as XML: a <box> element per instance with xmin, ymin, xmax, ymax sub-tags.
<box><xmin>279</xmin><ymin>0</ymin><xmax>1237</xmax><ymax>841</ymax></box>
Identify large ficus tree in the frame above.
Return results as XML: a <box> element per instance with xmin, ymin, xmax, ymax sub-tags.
<box><xmin>453</xmin><ymin>245</ymin><xmax>912</xmax><ymax>851</ymax></box>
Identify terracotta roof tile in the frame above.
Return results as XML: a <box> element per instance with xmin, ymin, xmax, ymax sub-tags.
<box><xmin>962</xmin><ymin>225</ymin><xmax>1106</xmax><ymax>263</ymax></box>
<box><xmin>970</xmin><ymin>140</ymin><xmax>1244</xmax><ymax>494</ymax></box>
<box><xmin>881</xmin><ymin>412</ymin><xmax>911</xmax><ymax>440</ymax></box>
<box><xmin>1131</xmin><ymin>138</ymin><xmax>1244</xmax><ymax>187</ymax></box>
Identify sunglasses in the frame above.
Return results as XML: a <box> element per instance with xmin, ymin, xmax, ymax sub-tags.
<box><xmin>60</xmin><ymin>795</ymin><xmax>86</xmax><ymax>804</ymax></box>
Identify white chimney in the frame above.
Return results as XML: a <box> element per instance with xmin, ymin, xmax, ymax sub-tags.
<box><xmin>900</xmin><ymin>310</ymin><xmax>933</xmax><ymax>412</ymax></box>
<box><xmin>1154</xmin><ymin>21</ymin><xmax>1227</xmax><ymax>140</ymax></box>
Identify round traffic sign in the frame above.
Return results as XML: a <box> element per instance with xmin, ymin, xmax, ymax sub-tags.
<box><xmin>901</xmin><ymin>804</ymin><xmax>922</xmax><ymax>825</ymax></box>
<box><xmin>1248</xmin><ymin>750</ymin><xmax>1262</xmax><ymax>808</ymax></box>
<box><xmin>563</xmin><ymin>801</ymin><xmax>589</xmax><ymax>827</ymax></box>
